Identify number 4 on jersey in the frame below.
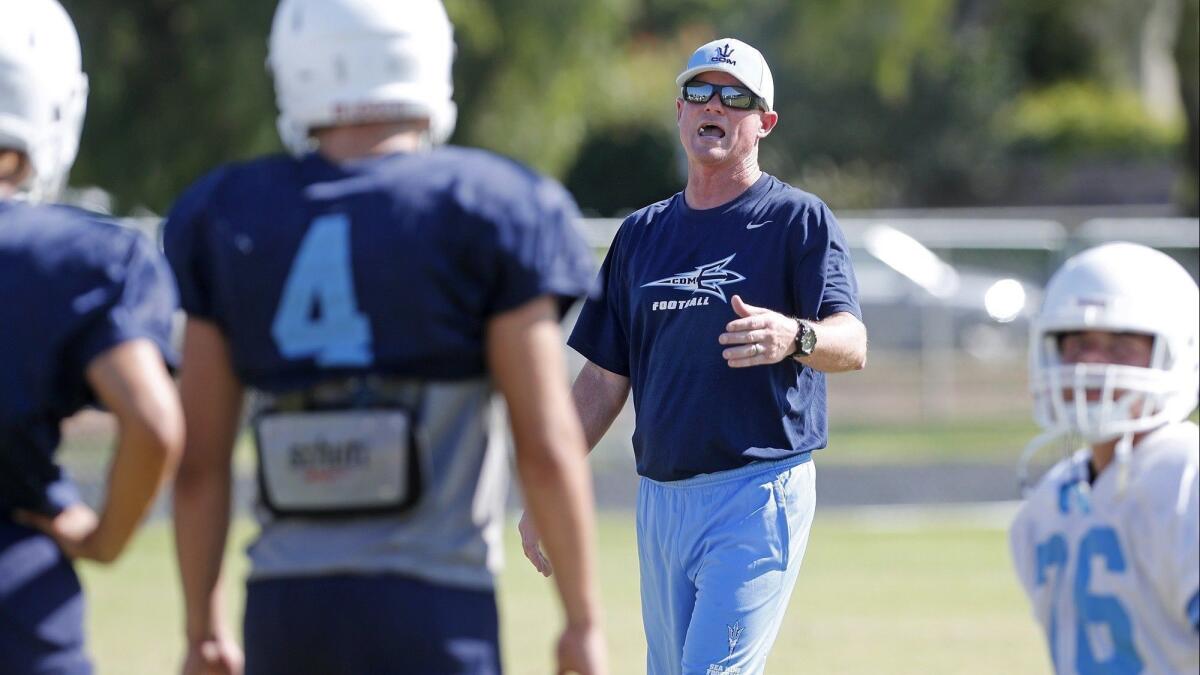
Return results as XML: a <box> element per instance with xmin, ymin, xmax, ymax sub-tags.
<box><xmin>271</xmin><ymin>214</ymin><xmax>373</xmax><ymax>366</ymax></box>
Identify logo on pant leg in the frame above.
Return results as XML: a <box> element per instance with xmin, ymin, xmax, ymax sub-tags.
<box><xmin>727</xmin><ymin>620</ymin><xmax>744</xmax><ymax>656</ymax></box>
<box><xmin>705</xmin><ymin>620</ymin><xmax>746</xmax><ymax>674</ymax></box>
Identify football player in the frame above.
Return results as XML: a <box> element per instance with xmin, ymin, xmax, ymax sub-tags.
<box><xmin>0</xmin><ymin>1</ymin><xmax>184</xmax><ymax>673</ymax></box>
<box><xmin>164</xmin><ymin>1</ymin><xmax>606</xmax><ymax>674</ymax></box>
<box><xmin>1011</xmin><ymin>242</ymin><xmax>1199</xmax><ymax>673</ymax></box>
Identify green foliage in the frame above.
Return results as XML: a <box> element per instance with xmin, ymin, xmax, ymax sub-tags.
<box><xmin>999</xmin><ymin>0</ymin><xmax>1105</xmax><ymax>85</ymax></box>
<box><xmin>999</xmin><ymin>82</ymin><xmax>1183</xmax><ymax>159</ymax></box>
<box><xmin>61</xmin><ymin>1</ymin><xmax>279</xmax><ymax>214</ymax></box>
<box><xmin>51</xmin><ymin>0</ymin><xmax>1195</xmax><ymax>214</ymax></box>
<box><xmin>450</xmin><ymin>0</ymin><xmax>646</xmax><ymax>177</ymax></box>
<box><xmin>564</xmin><ymin>123</ymin><xmax>682</xmax><ymax>216</ymax></box>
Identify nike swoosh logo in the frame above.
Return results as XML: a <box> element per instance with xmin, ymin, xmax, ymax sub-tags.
<box><xmin>745</xmin><ymin>220</ymin><xmax>772</xmax><ymax>230</ymax></box>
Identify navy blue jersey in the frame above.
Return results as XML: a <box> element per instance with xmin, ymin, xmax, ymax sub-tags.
<box><xmin>0</xmin><ymin>201</ymin><xmax>178</xmax><ymax>515</ymax></box>
<box><xmin>164</xmin><ymin>148</ymin><xmax>595</xmax><ymax>587</ymax></box>
<box><xmin>163</xmin><ymin>148</ymin><xmax>595</xmax><ymax>392</ymax></box>
<box><xmin>568</xmin><ymin>174</ymin><xmax>860</xmax><ymax>482</ymax></box>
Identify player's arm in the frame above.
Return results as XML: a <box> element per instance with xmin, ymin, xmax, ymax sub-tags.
<box><xmin>172</xmin><ymin>318</ymin><xmax>245</xmax><ymax>673</ymax></box>
<box><xmin>17</xmin><ymin>339</ymin><xmax>184</xmax><ymax>562</ymax></box>
<box><xmin>488</xmin><ymin>295</ymin><xmax>607</xmax><ymax>674</ymax></box>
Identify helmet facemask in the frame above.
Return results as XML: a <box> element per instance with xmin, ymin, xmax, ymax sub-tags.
<box><xmin>1032</xmin><ymin>332</ymin><xmax>1191</xmax><ymax>444</ymax></box>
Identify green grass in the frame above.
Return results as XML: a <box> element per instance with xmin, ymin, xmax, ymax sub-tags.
<box><xmin>825</xmin><ymin>418</ymin><xmax>1042</xmax><ymax>465</ymax></box>
<box><xmin>60</xmin><ymin>417</ymin><xmax>1046</xmax><ymax>502</ymax></box>
<box><xmin>78</xmin><ymin>512</ymin><xmax>1049</xmax><ymax>674</ymax></box>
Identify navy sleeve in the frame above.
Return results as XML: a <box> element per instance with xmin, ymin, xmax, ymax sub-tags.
<box><xmin>794</xmin><ymin>202</ymin><xmax>861</xmax><ymax>321</ymax></box>
<box><xmin>484</xmin><ymin>178</ymin><xmax>596</xmax><ymax>318</ymax></box>
<box><xmin>567</xmin><ymin>228</ymin><xmax>630</xmax><ymax>377</ymax></box>
<box><xmin>163</xmin><ymin>168</ymin><xmax>225</xmax><ymax>320</ymax></box>
<box><xmin>71</xmin><ymin>231</ymin><xmax>179</xmax><ymax>373</ymax></box>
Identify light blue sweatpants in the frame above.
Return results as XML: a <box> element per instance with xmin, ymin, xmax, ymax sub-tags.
<box><xmin>637</xmin><ymin>454</ymin><xmax>816</xmax><ymax>675</ymax></box>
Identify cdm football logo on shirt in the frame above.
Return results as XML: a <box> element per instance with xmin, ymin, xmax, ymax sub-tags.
<box><xmin>642</xmin><ymin>253</ymin><xmax>746</xmax><ymax>311</ymax></box>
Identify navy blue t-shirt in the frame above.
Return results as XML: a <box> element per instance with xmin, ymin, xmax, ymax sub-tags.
<box><xmin>568</xmin><ymin>174</ymin><xmax>860</xmax><ymax>482</ymax></box>
<box><xmin>162</xmin><ymin>147</ymin><xmax>595</xmax><ymax>392</ymax></box>
<box><xmin>0</xmin><ymin>201</ymin><xmax>178</xmax><ymax>515</ymax></box>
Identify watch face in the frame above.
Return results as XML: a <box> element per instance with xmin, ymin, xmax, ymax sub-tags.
<box><xmin>799</xmin><ymin>324</ymin><xmax>817</xmax><ymax>354</ymax></box>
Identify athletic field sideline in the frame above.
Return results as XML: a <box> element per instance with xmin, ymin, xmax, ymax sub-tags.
<box><xmin>80</xmin><ymin>507</ymin><xmax>1049</xmax><ymax>674</ymax></box>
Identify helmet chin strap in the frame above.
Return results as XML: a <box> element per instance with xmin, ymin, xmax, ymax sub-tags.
<box><xmin>1018</xmin><ymin>428</ymin><xmax>1062</xmax><ymax>497</ymax></box>
<box><xmin>1017</xmin><ymin>425</ymin><xmax>1138</xmax><ymax>506</ymax></box>
<box><xmin>1114</xmin><ymin>431</ymin><xmax>1134</xmax><ymax>495</ymax></box>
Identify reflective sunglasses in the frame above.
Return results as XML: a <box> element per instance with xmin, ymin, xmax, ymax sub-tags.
<box><xmin>680</xmin><ymin>79</ymin><xmax>767</xmax><ymax>111</ymax></box>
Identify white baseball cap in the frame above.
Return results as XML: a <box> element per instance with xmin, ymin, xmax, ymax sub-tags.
<box><xmin>675</xmin><ymin>38</ymin><xmax>774</xmax><ymax>111</ymax></box>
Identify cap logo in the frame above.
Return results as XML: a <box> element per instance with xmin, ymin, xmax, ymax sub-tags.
<box><xmin>710</xmin><ymin>43</ymin><xmax>736</xmax><ymax>66</ymax></box>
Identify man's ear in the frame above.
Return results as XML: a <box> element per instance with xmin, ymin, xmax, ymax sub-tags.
<box><xmin>758</xmin><ymin>110</ymin><xmax>779</xmax><ymax>138</ymax></box>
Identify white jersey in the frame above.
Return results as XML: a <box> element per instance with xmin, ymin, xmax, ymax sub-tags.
<box><xmin>1010</xmin><ymin>421</ymin><xmax>1200</xmax><ymax>674</ymax></box>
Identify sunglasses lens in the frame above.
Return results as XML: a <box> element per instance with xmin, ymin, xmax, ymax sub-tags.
<box><xmin>683</xmin><ymin>82</ymin><xmax>715</xmax><ymax>104</ymax></box>
<box><xmin>719</xmin><ymin>87</ymin><xmax>755</xmax><ymax>109</ymax></box>
<box><xmin>683</xmin><ymin>81</ymin><xmax>762</xmax><ymax>110</ymax></box>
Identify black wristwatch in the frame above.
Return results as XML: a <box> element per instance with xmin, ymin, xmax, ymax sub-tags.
<box><xmin>792</xmin><ymin>318</ymin><xmax>817</xmax><ymax>359</ymax></box>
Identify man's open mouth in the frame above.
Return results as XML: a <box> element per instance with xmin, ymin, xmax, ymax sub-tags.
<box><xmin>698</xmin><ymin>124</ymin><xmax>725</xmax><ymax>139</ymax></box>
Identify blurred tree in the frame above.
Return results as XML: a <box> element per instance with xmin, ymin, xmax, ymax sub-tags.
<box><xmin>55</xmin><ymin>0</ymin><xmax>1195</xmax><ymax>214</ymax></box>
<box><xmin>565</xmin><ymin>123</ymin><xmax>682</xmax><ymax>216</ymax></box>
<box><xmin>1175</xmin><ymin>0</ymin><xmax>1199</xmax><ymax>214</ymax></box>
<box><xmin>709</xmin><ymin>0</ymin><xmax>1017</xmax><ymax>206</ymax></box>
<box><xmin>449</xmin><ymin>0</ymin><xmax>642</xmax><ymax>177</ymax></box>
<box><xmin>62</xmin><ymin>1</ymin><xmax>279</xmax><ymax>214</ymax></box>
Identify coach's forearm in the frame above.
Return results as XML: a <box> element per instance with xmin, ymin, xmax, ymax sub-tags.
<box><xmin>516</xmin><ymin>439</ymin><xmax>603</xmax><ymax>628</ymax></box>
<box><xmin>797</xmin><ymin>312</ymin><xmax>868</xmax><ymax>373</ymax></box>
<box><xmin>571</xmin><ymin>361</ymin><xmax>630</xmax><ymax>451</ymax></box>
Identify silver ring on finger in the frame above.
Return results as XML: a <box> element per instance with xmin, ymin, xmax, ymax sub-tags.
<box><xmin>754</xmin><ymin>343</ymin><xmax>762</xmax><ymax>356</ymax></box>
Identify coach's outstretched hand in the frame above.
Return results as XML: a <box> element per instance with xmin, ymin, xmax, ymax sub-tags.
<box><xmin>557</xmin><ymin>621</ymin><xmax>608</xmax><ymax>675</ymax></box>
<box><xmin>518</xmin><ymin>509</ymin><xmax>553</xmax><ymax>577</ymax></box>
<box><xmin>719</xmin><ymin>295</ymin><xmax>800</xmax><ymax>367</ymax></box>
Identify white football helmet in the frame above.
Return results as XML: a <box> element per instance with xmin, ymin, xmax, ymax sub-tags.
<box><xmin>267</xmin><ymin>0</ymin><xmax>457</xmax><ymax>156</ymax></box>
<box><xmin>1030</xmin><ymin>242</ymin><xmax>1199</xmax><ymax>440</ymax></box>
<box><xmin>0</xmin><ymin>0</ymin><xmax>88</xmax><ymax>201</ymax></box>
<box><xmin>1019</xmin><ymin>242</ymin><xmax>1200</xmax><ymax>491</ymax></box>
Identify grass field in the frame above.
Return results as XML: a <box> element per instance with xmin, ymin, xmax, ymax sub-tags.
<box><xmin>78</xmin><ymin>511</ymin><xmax>1050</xmax><ymax>674</ymax></box>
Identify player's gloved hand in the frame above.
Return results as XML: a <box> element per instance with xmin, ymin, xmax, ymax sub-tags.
<box><xmin>556</xmin><ymin>621</ymin><xmax>608</xmax><ymax>675</ymax></box>
<box><xmin>13</xmin><ymin>502</ymin><xmax>111</xmax><ymax>562</ymax></box>
<box><xmin>719</xmin><ymin>294</ymin><xmax>800</xmax><ymax>367</ymax></box>
<box><xmin>181</xmin><ymin>635</ymin><xmax>244</xmax><ymax>675</ymax></box>
<box><xmin>518</xmin><ymin>509</ymin><xmax>553</xmax><ymax>577</ymax></box>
